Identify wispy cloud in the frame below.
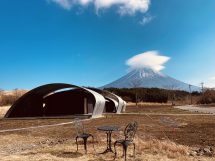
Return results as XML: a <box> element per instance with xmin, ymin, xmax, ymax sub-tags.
<box><xmin>48</xmin><ymin>0</ymin><xmax>73</xmax><ymax>10</ymax></box>
<box><xmin>140</xmin><ymin>15</ymin><xmax>155</xmax><ymax>25</ymax></box>
<box><xmin>126</xmin><ymin>51</ymin><xmax>170</xmax><ymax>72</ymax></box>
<box><xmin>187</xmin><ymin>76</ymin><xmax>215</xmax><ymax>88</ymax></box>
<box><xmin>206</xmin><ymin>76</ymin><xmax>215</xmax><ymax>88</ymax></box>
<box><xmin>48</xmin><ymin>0</ymin><xmax>150</xmax><ymax>16</ymax></box>
<box><xmin>210</xmin><ymin>76</ymin><xmax>215</xmax><ymax>80</ymax></box>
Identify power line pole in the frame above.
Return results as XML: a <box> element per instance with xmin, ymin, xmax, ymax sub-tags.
<box><xmin>201</xmin><ymin>82</ymin><xmax>204</xmax><ymax>94</ymax></box>
<box><xmin>200</xmin><ymin>82</ymin><xmax>205</xmax><ymax>104</ymax></box>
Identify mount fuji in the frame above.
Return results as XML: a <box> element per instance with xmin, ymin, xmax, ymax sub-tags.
<box><xmin>101</xmin><ymin>68</ymin><xmax>200</xmax><ymax>92</ymax></box>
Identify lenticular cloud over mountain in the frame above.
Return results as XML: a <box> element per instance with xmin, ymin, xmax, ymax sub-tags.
<box><xmin>126</xmin><ymin>51</ymin><xmax>170</xmax><ymax>72</ymax></box>
<box><xmin>102</xmin><ymin>51</ymin><xmax>200</xmax><ymax>91</ymax></box>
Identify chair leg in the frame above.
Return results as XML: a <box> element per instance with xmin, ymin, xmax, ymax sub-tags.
<box><xmin>122</xmin><ymin>146</ymin><xmax>125</xmax><ymax>157</ymax></box>
<box><xmin>75</xmin><ymin>136</ymin><xmax>79</xmax><ymax>152</ymax></box>
<box><xmin>106</xmin><ymin>132</ymin><xmax>109</xmax><ymax>149</ymax></box>
<box><xmin>83</xmin><ymin>137</ymin><xmax>88</xmax><ymax>154</ymax></box>
<box><xmin>123</xmin><ymin>145</ymin><xmax>128</xmax><ymax>161</ymax></box>
<box><xmin>89</xmin><ymin>135</ymin><xmax>95</xmax><ymax>152</ymax></box>
<box><xmin>114</xmin><ymin>142</ymin><xmax>118</xmax><ymax>160</ymax></box>
<box><xmin>133</xmin><ymin>143</ymin><xmax>136</xmax><ymax>158</ymax></box>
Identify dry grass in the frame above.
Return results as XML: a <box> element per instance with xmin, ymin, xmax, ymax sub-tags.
<box><xmin>125</xmin><ymin>104</ymin><xmax>196</xmax><ymax>114</ymax></box>
<box><xmin>0</xmin><ymin>133</ymin><xmax>213</xmax><ymax>161</ymax></box>
<box><xmin>126</xmin><ymin>102</ymin><xmax>172</xmax><ymax>106</ymax></box>
<box><xmin>0</xmin><ymin>114</ymin><xmax>215</xmax><ymax>160</ymax></box>
<box><xmin>138</xmin><ymin>138</ymin><xmax>189</xmax><ymax>158</ymax></box>
<box><xmin>0</xmin><ymin>106</ymin><xmax>10</xmax><ymax>118</ymax></box>
<box><xmin>0</xmin><ymin>90</ymin><xmax>27</xmax><ymax>106</ymax></box>
<box><xmin>0</xmin><ymin>104</ymin><xmax>215</xmax><ymax>160</ymax></box>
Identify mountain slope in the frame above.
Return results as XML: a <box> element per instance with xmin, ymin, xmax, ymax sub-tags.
<box><xmin>102</xmin><ymin>68</ymin><xmax>200</xmax><ymax>91</ymax></box>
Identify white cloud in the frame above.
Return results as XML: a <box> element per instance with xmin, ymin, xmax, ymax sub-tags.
<box><xmin>210</xmin><ymin>76</ymin><xmax>215</xmax><ymax>80</ymax></box>
<box><xmin>205</xmin><ymin>81</ymin><xmax>215</xmax><ymax>88</ymax></box>
<box><xmin>140</xmin><ymin>15</ymin><xmax>154</xmax><ymax>25</ymax></box>
<box><xmin>48</xmin><ymin>0</ymin><xmax>150</xmax><ymax>15</ymax></box>
<box><xmin>49</xmin><ymin>0</ymin><xmax>73</xmax><ymax>10</ymax></box>
<box><xmin>205</xmin><ymin>76</ymin><xmax>215</xmax><ymax>88</ymax></box>
<box><xmin>126</xmin><ymin>51</ymin><xmax>170</xmax><ymax>72</ymax></box>
<box><xmin>187</xmin><ymin>76</ymin><xmax>215</xmax><ymax>88</ymax></box>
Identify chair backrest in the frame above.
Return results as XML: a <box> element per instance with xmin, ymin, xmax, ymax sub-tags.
<box><xmin>74</xmin><ymin>118</ymin><xmax>85</xmax><ymax>135</ymax></box>
<box><xmin>124</xmin><ymin>121</ymin><xmax>138</xmax><ymax>142</ymax></box>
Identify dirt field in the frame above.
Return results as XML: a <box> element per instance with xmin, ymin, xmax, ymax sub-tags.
<box><xmin>0</xmin><ymin>105</ymin><xmax>215</xmax><ymax>160</ymax></box>
<box><xmin>125</xmin><ymin>104</ymin><xmax>198</xmax><ymax>114</ymax></box>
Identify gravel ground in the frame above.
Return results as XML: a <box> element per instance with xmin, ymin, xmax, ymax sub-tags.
<box><xmin>174</xmin><ymin>105</ymin><xmax>215</xmax><ymax>114</ymax></box>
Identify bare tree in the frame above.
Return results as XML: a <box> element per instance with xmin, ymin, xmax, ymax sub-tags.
<box><xmin>189</xmin><ymin>84</ymin><xmax>192</xmax><ymax>105</ymax></box>
<box><xmin>0</xmin><ymin>89</ymin><xmax>3</xmax><ymax>95</ymax></box>
<box><xmin>0</xmin><ymin>89</ymin><xmax>4</xmax><ymax>105</ymax></box>
<box><xmin>13</xmin><ymin>88</ymin><xmax>19</xmax><ymax>100</ymax></box>
<box><xmin>164</xmin><ymin>84</ymin><xmax>179</xmax><ymax>106</ymax></box>
<box><xmin>130</xmin><ymin>79</ymin><xmax>142</xmax><ymax>107</ymax></box>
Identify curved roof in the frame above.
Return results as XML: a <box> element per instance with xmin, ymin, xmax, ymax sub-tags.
<box><xmin>5</xmin><ymin>83</ymin><xmax>105</xmax><ymax>118</ymax></box>
<box><xmin>87</xmin><ymin>87</ymin><xmax>126</xmax><ymax>113</ymax></box>
<box><xmin>107</xmin><ymin>97</ymin><xmax>119</xmax><ymax>108</ymax></box>
<box><xmin>81</xmin><ymin>87</ymin><xmax>105</xmax><ymax>118</ymax></box>
<box><xmin>110</xmin><ymin>92</ymin><xmax>126</xmax><ymax>113</ymax></box>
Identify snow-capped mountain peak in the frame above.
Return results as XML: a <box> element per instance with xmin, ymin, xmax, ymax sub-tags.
<box><xmin>101</xmin><ymin>68</ymin><xmax>200</xmax><ymax>91</ymax></box>
<box><xmin>133</xmin><ymin>68</ymin><xmax>166</xmax><ymax>78</ymax></box>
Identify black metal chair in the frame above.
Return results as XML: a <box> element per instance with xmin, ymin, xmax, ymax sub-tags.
<box><xmin>114</xmin><ymin>121</ymin><xmax>138</xmax><ymax>161</ymax></box>
<box><xmin>74</xmin><ymin>118</ymin><xmax>95</xmax><ymax>154</ymax></box>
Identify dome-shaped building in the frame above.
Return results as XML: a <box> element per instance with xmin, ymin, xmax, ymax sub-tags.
<box><xmin>5</xmin><ymin>83</ymin><xmax>126</xmax><ymax>118</ymax></box>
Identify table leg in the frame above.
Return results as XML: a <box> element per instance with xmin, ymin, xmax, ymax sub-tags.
<box><xmin>99</xmin><ymin>131</ymin><xmax>114</xmax><ymax>154</ymax></box>
<box><xmin>108</xmin><ymin>131</ymin><xmax>114</xmax><ymax>152</ymax></box>
<box><xmin>106</xmin><ymin>132</ymin><xmax>109</xmax><ymax>150</ymax></box>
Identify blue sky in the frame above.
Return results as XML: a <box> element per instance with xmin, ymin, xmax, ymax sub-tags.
<box><xmin>0</xmin><ymin>0</ymin><xmax>215</xmax><ymax>90</ymax></box>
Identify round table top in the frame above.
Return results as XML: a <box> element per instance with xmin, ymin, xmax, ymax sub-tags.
<box><xmin>97</xmin><ymin>125</ymin><xmax>120</xmax><ymax>132</ymax></box>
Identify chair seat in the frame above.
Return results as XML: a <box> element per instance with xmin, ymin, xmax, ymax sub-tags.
<box><xmin>115</xmin><ymin>139</ymin><xmax>132</xmax><ymax>145</ymax></box>
<box><xmin>114</xmin><ymin>121</ymin><xmax>138</xmax><ymax>161</ymax></box>
<box><xmin>74</xmin><ymin>119</ymin><xmax>95</xmax><ymax>154</ymax></box>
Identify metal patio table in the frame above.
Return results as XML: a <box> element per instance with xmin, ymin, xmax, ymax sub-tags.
<box><xmin>97</xmin><ymin>125</ymin><xmax>120</xmax><ymax>154</ymax></box>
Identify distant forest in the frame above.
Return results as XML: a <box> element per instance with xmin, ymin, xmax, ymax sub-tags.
<box><xmin>105</xmin><ymin>87</ymin><xmax>201</xmax><ymax>104</ymax></box>
<box><xmin>0</xmin><ymin>88</ymin><xmax>215</xmax><ymax>106</ymax></box>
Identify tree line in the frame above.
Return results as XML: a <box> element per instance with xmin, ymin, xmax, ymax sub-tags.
<box><xmin>198</xmin><ymin>89</ymin><xmax>215</xmax><ymax>104</ymax></box>
<box><xmin>0</xmin><ymin>89</ymin><xmax>26</xmax><ymax>106</ymax></box>
<box><xmin>0</xmin><ymin>87</ymin><xmax>214</xmax><ymax>106</ymax></box>
<box><xmin>105</xmin><ymin>87</ymin><xmax>201</xmax><ymax>104</ymax></box>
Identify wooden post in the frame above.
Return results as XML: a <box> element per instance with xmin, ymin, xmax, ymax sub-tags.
<box><xmin>84</xmin><ymin>98</ymin><xmax>87</xmax><ymax>114</ymax></box>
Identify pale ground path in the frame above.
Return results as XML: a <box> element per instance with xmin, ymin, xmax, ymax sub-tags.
<box><xmin>122</xmin><ymin>113</ymin><xmax>215</xmax><ymax>116</ymax></box>
<box><xmin>0</xmin><ymin>121</ymin><xmax>75</xmax><ymax>133</ymax></box>
<box><xmin>0</xmin><ymin>118</ymin><xmax>96</xmax><ymax>133</ymax></box>
<box><xmin>174</xmin><ymin>105</ymin><xmax>215</xmax><ymax>114</ymax></box>
<box><xmin>1</xmin><ymin>112</ymin><xmax>215</xmax><ymax>133</ymax></box>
